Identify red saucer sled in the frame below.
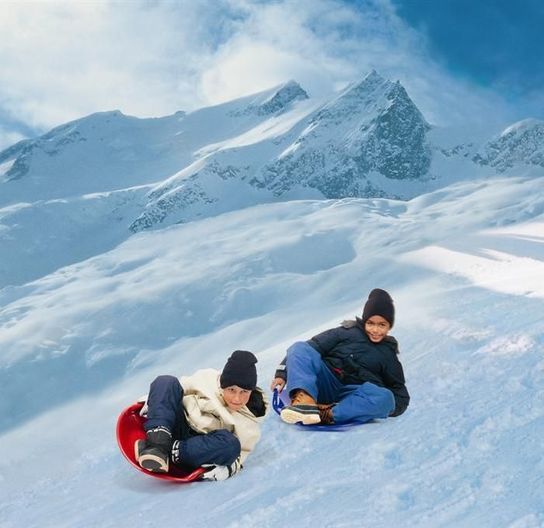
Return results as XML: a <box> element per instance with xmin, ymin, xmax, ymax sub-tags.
<box><xmin>116</xmin><ymin>402</ymin><xmax>205</xmax><ymax>482</ymax></box>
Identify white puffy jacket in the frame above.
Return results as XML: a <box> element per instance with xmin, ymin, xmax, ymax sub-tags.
<box><xmin>141</xmin><ymin>369</ymin><xmax>267</xmax><ymax>464</ymax></box>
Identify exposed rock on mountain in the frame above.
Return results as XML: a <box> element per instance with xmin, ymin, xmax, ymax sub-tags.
<box><xmin>257</xmin><ymin>71</ymin><xmax>432</xmax><ymax>199</ymax></box>
<box><xmin>474</xmin><ymin>119</ymin><xmax>544</xmax><ymax>171</ymax></box>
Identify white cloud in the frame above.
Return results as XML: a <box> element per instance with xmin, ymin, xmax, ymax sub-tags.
<box><xmin>0</xmin><ymin>0</ymin><xmax>523</xmax><ymax>147</ymax></box>
<box><xmin>0</xmin><ymin>126</ymin><xmax>25</xmax><ymax>152</ymax></box>
<box><xmin>0</xmin><ymin>1</ymin><xmax>229</xmax><ymax>129</ymax></box>
<box><xmin>200</xmin><ymin>0</ymin><xmax>515</xmax><ymax>130</ymax></box>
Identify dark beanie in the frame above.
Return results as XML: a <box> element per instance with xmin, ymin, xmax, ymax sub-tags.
<box><xmin>361</xmin><ymin>288</ymin><xmax>395</xmax><ymax>327</ymax></box>
<box><xmin>220</xmin><ymin>350</ymin><xmax>258</xmax><ymax>390</ymax></box>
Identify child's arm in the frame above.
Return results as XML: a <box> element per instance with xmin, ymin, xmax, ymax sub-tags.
<box><xmin>307</xmin><ymin>326</ymin><xmax>343</xmax><ymax>354</ymax></box>
<box><xmin>270</xmin><ymin>326</ymin><xmax>343</xmax><ymax>390</ymax></box>
<box><xmin>270</xmin><ymin>357</ymin><xmax>287</xmax><ymax>391</ymax></box>
<box><xmin>382</xmin><ymin>353</ymin><xmax>410</xmax><ymax>416</ymax></box>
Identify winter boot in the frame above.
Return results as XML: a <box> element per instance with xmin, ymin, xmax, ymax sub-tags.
<box><xmin>280</xmin><ymin>389</ymin><xmax>320</xmax><ymax>425</ymax></box>
<box><xmin>134</xmin><ymin>426</ymin><xmax>173</xmax><ymax>473</ymax></box>
<box><xmin>318</xmin><ymin>403</ymin><xmax>335</xmax><ymax>425</ymax></box>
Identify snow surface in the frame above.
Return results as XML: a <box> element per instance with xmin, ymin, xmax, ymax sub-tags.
<box><xmin>3</xmin><ymin>73</ymin><xmax>543</xmax><ymax>291</ymax></box>
<box><xmin>1</xmin><ymin>174</ymin><xmax>544</xmax><ymax>527</ymax></box>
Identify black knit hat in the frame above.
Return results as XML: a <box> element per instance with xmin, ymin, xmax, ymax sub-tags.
<box><xmin>220</xmin><ymin>350</ymin><xmax>258</xmax><ymax>390</ymax></box>
<box><xmin>361</xmin><ymin>288</ymin><xmax>395</xmax><ymax>327</ymax></box>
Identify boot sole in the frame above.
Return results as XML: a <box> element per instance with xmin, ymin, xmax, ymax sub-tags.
<box><xmin>134</xmin><ymin>440</ymin><xmax>169</xmax><ymax>473</ymax></box>
<box><xmin>280</xmin><ymin>408</ymin><xmax>321</xmax><ymax>425</ymax></box>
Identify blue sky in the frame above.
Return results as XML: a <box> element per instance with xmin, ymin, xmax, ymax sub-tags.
<box><xmin>0</xmin><ymin>0</ymin><xmax>542</xmax><ymax>150</ymax></box>
<box><xmin>390</xmin><ymin>0</ymin><xmax>544</xmax><ymax>105</ymax></box>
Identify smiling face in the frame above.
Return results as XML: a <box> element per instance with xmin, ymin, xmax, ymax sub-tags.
<box><xmin>222</xmin><ymin>385</ymin><xmax>252</xmax><ymax>411</ymax></box>
<box><xmin>364</xmin><ymin>315</ymin><xmax>391</xmax><ymax>343</ymax></box>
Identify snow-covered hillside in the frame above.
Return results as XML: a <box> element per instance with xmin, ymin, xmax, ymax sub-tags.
<box><xmin>1</xmin><ymin>174</ymin><xmax>543</xmax><ymax>527</ymax></box>
<box><xmin>3</xmin><ymin>71</ymin><xmax>543</xmax><ymax>289</ymax></box>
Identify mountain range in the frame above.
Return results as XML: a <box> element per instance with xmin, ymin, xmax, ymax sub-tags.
<box><xmin>1</xmin><ymin>70</ymin><xmax>543</xmax><ymax>288</ymax></box>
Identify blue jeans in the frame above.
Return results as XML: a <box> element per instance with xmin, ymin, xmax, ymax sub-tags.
<box><xmin>285</xmin><ymin>342</ymin><xmax>395</xmax><ymax>424</ymax></box>
<box><xmin>145</xmin><ymin>375</ymin><xmax>241</xmax><ymax>467</ymax></box>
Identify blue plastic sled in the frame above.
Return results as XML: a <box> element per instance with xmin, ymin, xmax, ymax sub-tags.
<box><xmin>272</xmin><ymin>389</ymin><xmax>358</xmax><ymax>431</ymax></box>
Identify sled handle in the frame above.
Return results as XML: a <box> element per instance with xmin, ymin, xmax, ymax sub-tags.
<box><xmin>272</xmin><ymin>388</ymin><xmax>284</xmax><ymax>415</ymax></box>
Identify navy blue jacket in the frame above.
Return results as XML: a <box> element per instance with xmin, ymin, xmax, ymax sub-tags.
<box><xmin>276</xmin><ymin>319</ymin><xmax>410</xmax><ymax>416</ymax></box>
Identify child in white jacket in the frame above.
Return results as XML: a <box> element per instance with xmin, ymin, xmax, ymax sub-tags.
<box><xmin>136</xmin><ymin>350</ymin><xmax>267</xmax><ymax>481</ymax></box>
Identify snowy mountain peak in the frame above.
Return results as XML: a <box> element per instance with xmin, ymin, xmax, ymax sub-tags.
<box><xmin>257</xmin><ymin>71</ymin><xmax>432</xmax><ymax>199</ymax></box>
<box><xmin>474</xmin><ymin>118</ymin><xmax>544</xmax><ymax>171</ymax></box>
<box><xmin>0</xmin><ymin>109</ymin><xmax>199</xmax><ymax>207</ymax></box>
<box><xmin>257</xmin><ymin>80</ymin><xmax>309</xmax><ymax>115</ymax></box>
<box><xmin>313</xmin><ymin>71</ymin><xmax>427</xmax><ymax>132</ymax></box>
<box><xmin>0</xmin><ymin>110</ymin><xmax>142</xmax><ymax>183</ymax></box>
<box><xmin>500</xmin><ymin>118</ymin><xmax>544</xmax><ymax>138</ymax></box>
<box><xmin>321</xmin><ymin>72</ymin><xmax>392</xmax><ymax>119</ymax></box>
<box><xmin>346</xmin><ymin>69</ymin><xmax>390</xmax><ymax>95</ymax></box>
<box><xmin>331</xmin><ymin>70</ymin><xmax>419</xmax><ymax>114</ymax></box>
<box><xmin>42</xmin><ymin>110</ymin><xmax>131</xmax><ymax>140</ymax></box>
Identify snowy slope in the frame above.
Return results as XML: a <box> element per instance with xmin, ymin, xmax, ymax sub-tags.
<box><xmin>0</xmin><ymin>81</ymin><xmax>313</xmax><ymax>287</ymax></box>
<box><xmin>1</xmin><ymin>174</ymin><xmax>544</xmax><ymax>527</ymax></box>
<box><xmin>2</xmin><ymin>72</ymin><xmax>543</xmax><ymax>291</ymax></box>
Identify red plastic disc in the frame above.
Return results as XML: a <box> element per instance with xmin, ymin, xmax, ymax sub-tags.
<box><xmin>116</xmin><ymin>402</ymin><xmax>205</xmax><ymax>482</ymax></box>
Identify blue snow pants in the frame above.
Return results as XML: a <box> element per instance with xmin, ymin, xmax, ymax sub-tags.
<box><xmin>144</xmin><ymin>375</ymin><xmax>241</xmax><ymax>467</ymax></box>
<box><xmin>285</xmin><ymin>342</ymin><xmax>395</xmax><ymax>424</ymax></box>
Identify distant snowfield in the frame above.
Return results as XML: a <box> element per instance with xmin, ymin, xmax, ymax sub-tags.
<box><xmin>1</xmin><ymin>175</ymin><xmax>544</xmax><ymax>528</ymax></box>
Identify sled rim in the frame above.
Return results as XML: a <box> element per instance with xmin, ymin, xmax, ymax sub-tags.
<box><xmin>116</xmin><ymin>402</ymin><xmax>206</xmax><ymax>482</ymax></box>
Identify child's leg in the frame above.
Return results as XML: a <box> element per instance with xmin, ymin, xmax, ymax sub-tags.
<box><xmin>333</xmin><ymin>382</ymin><xmax>395</xmax><ymax>424</ymax></box>
<box><xmin>174</xmin><ymin>430</ymin><xmax>241</xmax><ymax>468</ymax></box>
<box><xmin>285</xmin><ymin>341</ymin><xmax>341</xmax><ymax>402</ymax></box>
<box><xmin>136</xmin><ymin>375</ymin><xmax>186</xmax><ymax>472</ymax></box>
<box><xmin>142</xmin><ymin>376</ymin><xmax>240</xmax><ymax>470</ymax></box>
<box><xmin>144</xmin><ymin>375</ymin><xmax>192</xmax><ymax>439</ymax></box>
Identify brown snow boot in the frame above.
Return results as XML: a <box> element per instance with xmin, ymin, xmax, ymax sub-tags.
<box><xmin>318</xmin><ymin>404</ymin><xmax>335</xmax><ymax>425</ymax></box>
<box><xmin>280</xmin><ymin>389</ymin><xmax>320</xmax><ymax>425</ymax></box>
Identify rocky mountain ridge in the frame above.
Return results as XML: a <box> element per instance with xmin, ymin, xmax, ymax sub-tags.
<box><xmin>473</xmin><ymin>118</ymin><xmax>544</xmax><ymax>171</ymax></box>
<box><xmin>1</xmin><ymin>72</ymin><xmax>543</xmax><ymax>286</ymax></box>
